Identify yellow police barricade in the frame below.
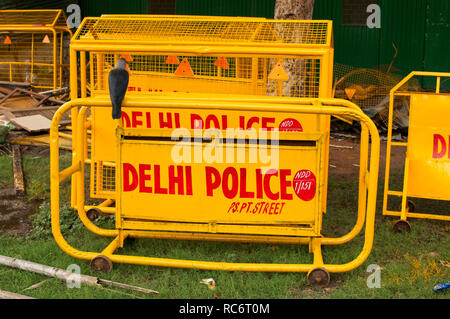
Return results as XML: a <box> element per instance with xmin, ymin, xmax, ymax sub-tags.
<box><xmin>383</xmin><ymin>71</ymin><xmax>450</xmax><ymax>232</ymax></box>
<box><xmin>67</xmin><ymin>16</ymin><xmax>335</xmax><ymax>218</ymax></box>
<box><xmin>50</xmin><ymin>95</ymin><xmax>380</xmax><ymax>286</ymax></box>
<box><xmin>0</xmin><ymin>10</ymin><xmax>72</xmax><ymax>90</ymax></box>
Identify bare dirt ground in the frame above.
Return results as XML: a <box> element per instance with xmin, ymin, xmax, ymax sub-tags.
<box><xmin>0</xmin><ymin>188</ymin><xmax>39</xmax><ymax>237</ymax></box>
<box><xmin>328</xmin><ymin>134</ymin><xmax>405</xmax><ymax>177</ymax></box>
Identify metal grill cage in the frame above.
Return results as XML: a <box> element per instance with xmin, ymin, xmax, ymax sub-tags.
<box><xmin>0</xmin><ymin>10</ymin><xmax>72</xmax><ymax>90</ymax></box>
<box><xmin>75</xmin><ymin>18</ymin><xmax>330</xmax><ymax>45</ymax></box>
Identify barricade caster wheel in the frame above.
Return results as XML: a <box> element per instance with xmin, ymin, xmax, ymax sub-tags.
<box><xmin>307</xmin><ymin>267</ymin><xmax>330</xmax><ymax>287</ymax></box>
<box><xmin>90</xmin><ymin>255</ymin><xmax>113</xmax><ymax>273</ymax></box>
<box><xmin>393</xmin><ymin>219</ymin><xmax>411</xmax><ymax>233</ymax></box>
<box><xmin>86</xmin><ymin>208</ymin><xmax>102</xmax><ymax>221</ymax></box>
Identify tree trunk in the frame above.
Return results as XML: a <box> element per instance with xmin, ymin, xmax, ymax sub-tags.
<box><xmin>271</xmin><ymin>0</ymin><xmax>315</xmax><ymax>97</ymax></box>
<box><xmin>274</xmin><ymin>0</ymin><xmax>315</xmax><ymax>20</ymax></box>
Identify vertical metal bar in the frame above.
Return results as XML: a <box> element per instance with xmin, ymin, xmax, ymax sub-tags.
<box><xmin>30</xmin><ymin>34</ymin><xmax>34</xmax><ymax>85</ymax></box>
<box><xmin>318</xmin><ymin>54</ymin><xmax>331</xmax><ymax>214</ymax></box>
<box><xmin>436</xmin><ymin>77</ymin><xmax>441</xmax><ymax>94</ymax></box>
<box><xmin>80</xmin><ymin>51</ymin><xmax>87</xmax><ymax>98</ymax></box>
<box><xmin>59</xmin><ymin>31</ymin><xmax>63</xmax><ymax>88</ymax></box>
<box><xmin>251</xmin><ymin>57</ymin><xmax>258</xmax><ymax>94</ymax></box>
<box><xmin>70</xmin><ymin>48</ymin><xmax>78</xmax><ymax>208</ymax></box>
<box><xmin>115</xmin><ymin>120</ymin><xmax>123</xmax><ymax>230</ymax></box>
<box><xmin>400</xmin><ymin>158</ymin><xmax>410</xmax><ymax>221</ymax></box>
<box><xmin>89</xmin><ymin>52</ymin><xmax>94</xmax><ymax>92</ymax></box>
<box><xmin>97</xmin><ymin>53</ymin><xmax>104</xmax><ymax>91</ymax></box>
<box><xmin>52</xmin><ymin>30</ymin><xmax>57</xmax><ymax>89</ymax></box>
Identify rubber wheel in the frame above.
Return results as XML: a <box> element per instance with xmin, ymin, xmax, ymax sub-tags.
<box><xmin>86</xmin><ymin>208</ymin><xmax>101</xmax><ymax>221</ymax></box>
<box><xmin>393</xmin><ymin>219</ymin><xmax>411</xmax><ymax>233</ymax></box>
<box><xmin>90</xmin><ymin>255</ymin><xmax>113</xmax><ymax>273</ymax></box>
<box><xmin>307</xmin><ymin>267</ymin><xmax>330</xmax><ymax>287</ymax></box>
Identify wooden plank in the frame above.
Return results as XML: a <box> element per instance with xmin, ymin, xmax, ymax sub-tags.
<box><xmin>0</xmin><ymin>105</ymin><xmax>60</xmax><ymax>114</ymax></box>
<box><xmin>12</xmin><ymin>144</ymin><xmax>25</xmax><ymax>195</ymax></box>
<box><xmin>10</xmin><ymin>115</ymin><xmax>52</xmax><ymax>132</ymax></box>
<box><xmin>0</xmin><ymin>88</ymin><xmax>18</xmax><ymax>106</ymax></box>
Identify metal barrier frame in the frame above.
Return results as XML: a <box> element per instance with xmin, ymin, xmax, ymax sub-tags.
<box><xmin>383</xmin><ymin>71</ymin><xmax>450</xmax><ymax>230</ymax></box>
<box><xmin>50</xmin><ymin>96</ymin><xmax>379</xmax><ymax>285</ymax></box>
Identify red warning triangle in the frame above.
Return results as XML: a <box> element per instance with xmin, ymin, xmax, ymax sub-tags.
<box><xmin>3</xmin><ymin>36</ymin><xmax>11</xmax><ymax>45</ymax></box>
<box><xmin>174</xmin><ymin>58</ymin><xmax>194</xmax><ymax>77</ymax></box>
<box><xmin>345</xmin><ymin>88</ymin><xmax>356</xmax><ymax>100</ymax></box>
<box><xmin>42</xmin><ymin>35</ymin><xmax>50</xmax><ymax>43</ymax></box>
<box><xmin>268</xmin><ymin>59</ymin><xmax>289</xmax><ymax>81</ymax></box>
<box><xmin>166</xmin><ymin>55</ymin><xmax>180</xmax><ymax>65</ymax></box>
<box><xmin>214</xmin><ymin>56</ymin><xmax>229</xmax><ymax>69</ymax></box>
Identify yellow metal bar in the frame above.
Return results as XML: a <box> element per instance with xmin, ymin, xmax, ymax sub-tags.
<box><xmin>101</xmin><ymin>234</ymin><xmax>126</xmax><ymax>256</ymax></box>
<box><xmin>80</xmin><ymin>52</ymin><xmax>87</xmax><ymax>98</ymax></box>
<box><xmin>392</xmin><ymin>142</ymin><xmax>407</xmax><ymax>146</ymax></box>
<box><xmin>251</xmin><ymin>57</ymin><xmax>258</xmax><ymax>94</ymax></box>
<box><xmin>59</xmin><ymin>161</ymin><xmax>81</xmax><ymax>182</ymax></box>
<box><xmin>69</xmin><ymin>48</ymin><xmax>78</xmax><ymax>209</ymax></box>
<box><xmin>383</xmin><ymin>211</ymin><xmax>450</xmax><ymax>221</ymax></box>
<box><xmin>310</xmin><ymin>237</ymin><xmax>324</xmax><ymax>267</ymax></box>
<box><xmin>30</xmin><ymin>34</ymin><xmax>34</xmax><ymax>85</ymax></box>
<box><xmin>84</xmin><ymin>206</ymin><xmax>115</xmax><ymax>214</ymax></box>
<box><xmin>59</xmin><ymin>31</ymin><xmax>63</xmax><ymax>88</ymax></box>
<box><xmin>400</xmin><ymin>158</ymin><xmax>410</xmax><ymax>221</ymax></box>
<box><xmin>52</xmin><ymin>29</ymin><xmax>57</xmax><ymax>89</ymax></box>
<box><xmin>70</xmin><ymin>43</ymin><xmax>330</xmax><ymax>56</ymax></box>
<box><xmin>52</xmin><ymin>9</ymin><xmax>62</xmax><ymax>27</ymax></box>
<box><xmin>387</xmin><ymin>190</ymin><xmax>403</xmax><ymax>196</ymax></box>
<box><xmin>0</xmin><ymin>61</ymin><xmax>55</xmax><ymax>67</ymax></box>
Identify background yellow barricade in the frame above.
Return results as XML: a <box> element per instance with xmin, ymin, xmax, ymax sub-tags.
<box><xmin>0</xmin><ymin>10</ymin><xmax>72</xmax><ymax>90</ymax></box>
<box><xmin>383</xmin><ymin>71</ymin><xmax>450</xmax><ymax>232</ymax></box>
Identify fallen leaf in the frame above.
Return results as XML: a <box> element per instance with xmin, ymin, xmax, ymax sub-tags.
<box><xmin>439</xmin><ymin>260</ymin><xmax>449</xmax><ymax>268</ymax></box>
<box><xmin>214</xmin><ymin>292</ymin><xmax>221</xmax><ymax>298</ymax></box>
<box><xmin>200</xmin><ymin>278</ymin><xmax>216</xmax><ymax>290</ymax></box>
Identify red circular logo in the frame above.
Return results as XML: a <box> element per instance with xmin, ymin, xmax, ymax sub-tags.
<box><xmin>293</xmin><ymin>169</ymin><xmax>316</xmax><ymax>201</ymax></box>
<box><xmin>279</xmin><ymin>118</ymin><xmax>303</xmax><ymax>132</ymax></box>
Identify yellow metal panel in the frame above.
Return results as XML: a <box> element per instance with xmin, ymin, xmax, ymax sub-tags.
<box><xmin>407</xmin><ymin>93</ymin><xmax>450</xmax><ymax>200</ymax></box>
<box><xmin>117</xmin><ymin>133</ymin><xmax>322</xmax><ymax>236</ymax></box>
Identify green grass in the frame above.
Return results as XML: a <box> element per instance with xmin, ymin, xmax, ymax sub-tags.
<box><xmin>0</xmin><ymin>152</ymin><xmax>448</xmax><ymax>299</ymax></box>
